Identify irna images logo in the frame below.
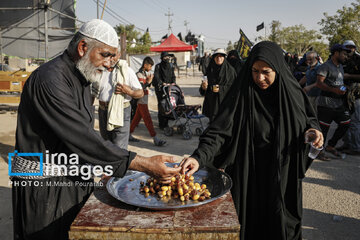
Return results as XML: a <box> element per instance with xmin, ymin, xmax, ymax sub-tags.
<box><xmin>8</xmin><ymin>150</ymin><xmax>113</xmax><ymax>180</ymax></box>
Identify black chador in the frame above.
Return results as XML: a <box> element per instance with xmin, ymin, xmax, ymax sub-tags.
<box><xmin>191</xmin><ymin>41</ymin><xmax>319</xmax><ymax>240</ymax></box>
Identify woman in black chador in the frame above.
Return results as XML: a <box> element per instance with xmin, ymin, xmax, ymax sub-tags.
<box><xmin>152</xmin><ymin>51</ymin><xmax>176</xmax><ymax>129</ymax></box>
<box><xmin>227</xmin><ymin>49</ymin><xmax>243</xmax><ymax>75</ymax></box>
<box><xmin>199</xmin><ymin>48</ymin><xmax>237</xmax><ymax>123</ymax></box>
<box><xmin>181</xmin><ymin>41</ymin><xmax>323</xmax><ymax>240</ymax></box>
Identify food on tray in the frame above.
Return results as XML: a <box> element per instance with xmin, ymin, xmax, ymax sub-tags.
<box><xmin>140</xmin><ymin>174</ymin><xmax>211</xmax><ymax>202</ymax></box>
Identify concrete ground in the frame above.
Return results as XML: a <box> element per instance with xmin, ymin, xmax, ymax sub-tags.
<box><xmin>0</xmin><ymin>69</ymin><xmax>359</xmax><ymax>239</ymax></box>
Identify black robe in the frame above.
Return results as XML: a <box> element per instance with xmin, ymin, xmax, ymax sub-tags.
<box><xmin>199</xmin><ymin>58</ymin><xmax>237</xmax><ymax>122</ymax></box>
<box><xmin>13</xmin><ymin>51</ymin><xmax>136</xmax><ymax>239</ymax></box>
<box><xmin>227</xmin><ymin>50</ymin><xmax>244</xmax><ymax>76</ymax></box>
<box><xmin>191</xmin><ymin>41</ymin><xmax>319</xmax><ymax>240</ymax></box>
<box><xmin>152</xmin><ymin>60</ymin><xmax>176</xmax><ymax>95</ymax></box>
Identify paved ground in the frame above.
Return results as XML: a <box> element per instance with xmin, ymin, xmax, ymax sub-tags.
<box><xmin>0</xmin><ymin>69</ymin><xmax>359</xmax><ymax>239</ymax></box>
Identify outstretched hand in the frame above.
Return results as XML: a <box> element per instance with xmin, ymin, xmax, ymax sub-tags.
<box><xmin>129</xmin><ymin>155</ymin><xmax>181</xmax><ymax>184</ymax></box>
<box><xmin>179</xmin><ymin>157</ymin><xmax>199</xmax><ymax>177</ymax></box>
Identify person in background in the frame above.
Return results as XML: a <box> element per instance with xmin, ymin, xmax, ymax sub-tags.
<box><xmin>181</xmin><ymin>41</ymin><xmax>323</xmax><ymax>240</ymax></box>
<box><xmin>316</xmin><ymin>43</ymin><xmax>351</xmax><ymax>159</ymax></box>
<box><xmin>339</xmin><ymin>40</ymin><xmax>360</xmax><ymax>155</ymax></box>
<box><xmin>299</xmin><ymin>51</ymin><xmax>322</xmax><ymax>111</ymax></box>
<box><xmin>93</xmin><ymin>48</ymin><xmax>144</xmax><ymax>150</ymax></box>
<box><xmin>130</xmin><ymin>57</ymin><xmax>166</xmax><ymax>146</ymax></box>
<box><xmin>293</xmin><ymin>53</ymin><xmax>308</xmax><ymax>87</ymax></box>
<box><xmin>199</xmin><ymin>52</ymin><xmax>211</xmax><ymax>76</ymax></box>
<box><xmin>199</xmin><ymin>48</ymin><xmax>237</xmax><ymax>123</ymax></box>
<box><xmin>227</xmin><ymin>49</ymin><xmax>243</xmax><ymax>75</ymax></box>
<box><xmin>12</xmin><ymin>19</ymin><xmax>180</xmax><ymax>240</ymax></box>
<box><xmin>284</xmin><ymin>52</ymin><xmax>295</xmax><ymax>72</ymax></box>
<box><xmin>152</xmin><ymin>51</ymin><xmax>176</xmax><ymax>129</ymax></box>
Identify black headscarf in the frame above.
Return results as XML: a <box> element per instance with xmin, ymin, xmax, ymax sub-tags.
<box><xmin>202</xmin><ymin>57</ymin><xmax>237</xmax><ymax>121</ymax></box>
<box><xmin>192</xmin><ymin>41</ymin><xmax>319</xmax><ymax>239</ymax></box>
<box><xmin>152</xmin><ymin>55</ymin><xmax>176</xmax><ymax>93</ymax></box>
<box><xmin>227</xmin><ymin>50</ymin><xmax>243</xmax><ymax>75</ymax></box>
<box><xmin>159</xmin><ymin>60</ymin><xmax>173</xmax><ymax>83</ymax></box>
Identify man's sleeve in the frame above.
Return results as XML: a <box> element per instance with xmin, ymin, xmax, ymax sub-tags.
<box><xmin>317</xmin><ymin>63</ymin><xmax>328</xmax><ymax>77</ymax></box>
<box><xmin>35</xmin><ymin>77</ymin><xmax>136</xmax><ymax>178</ymax></box>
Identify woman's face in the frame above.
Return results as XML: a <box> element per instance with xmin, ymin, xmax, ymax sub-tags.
<box><xmin>214</xmin><ymin>54</ymin><xmax>225</xmax><ymax>65</ymax></box>
<box><xmin>252</xmin><ymin>60</ymin><xmax>276</xmax><ymax>90</ymax></box>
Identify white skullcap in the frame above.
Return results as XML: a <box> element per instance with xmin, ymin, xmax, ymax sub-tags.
<box><xmin>79</xmin><ymin>19</ymin><xmax>118</xmax><ymax>48</ymax></box>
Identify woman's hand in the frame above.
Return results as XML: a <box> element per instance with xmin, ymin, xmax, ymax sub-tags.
<box><xmin>304</xmin><ymin>128</ymin><xmax>323</xmax><ymax>148</ymax></box>
<box><xmin>179</xmin><ymin>157</ymin><xmax>199</xmax><ymax>177</ymax></box>
<box><xmin>201</xmin><ymin>80</ymin><xmax>208</xmax><ymax>90</ymax></box>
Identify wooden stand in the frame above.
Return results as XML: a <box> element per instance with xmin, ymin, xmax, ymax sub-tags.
<box><xmin>69</xmin><ymin>184</ymin><xmax>240</xmax><ymax>240</ymax></box>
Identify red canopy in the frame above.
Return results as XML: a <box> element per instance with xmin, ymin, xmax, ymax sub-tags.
<box><xmin>150</xmin><ymin>34</ymin><xmax>194</xmax><ymax>52</ymax></box>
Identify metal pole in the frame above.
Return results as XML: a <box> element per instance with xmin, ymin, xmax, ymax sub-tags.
<box><xmin>97</xmin><ymin>0</ymin><xmax>99</xmax><ymax>19</ymax></box>
<box><xmin>44</xmin><ymin>3</ymin><xmax>49</xmax><ymax>62</ymax></box>
<box><xmin>165</xmin><ymin>8</ymin><xmax>173</xmax><ymax>35</ymax></box>
<box><xmin>264</xmin><ymin>23</ymin><xmax>267</xmax><ymax>39</ymax></box>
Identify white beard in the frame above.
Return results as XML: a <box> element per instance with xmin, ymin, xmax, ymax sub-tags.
<box><xmin>76</xmin><ymin>52</ymin><xmax>105</xmax><ymax>84</ymax></box>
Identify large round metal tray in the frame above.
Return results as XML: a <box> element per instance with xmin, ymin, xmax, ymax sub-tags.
<box><xmin>106</xmin><ymin>164</ymin><xmax>232</xmax><ymax>210</ymax></box>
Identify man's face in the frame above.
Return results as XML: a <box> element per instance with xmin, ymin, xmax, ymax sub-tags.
<box><xmin>306</xmin><ymin>54</ymin><xmax>318</xmax><ymax>67</ymax></box>
<box><xmin>337</xmin><ymin>50</ymin><xmax>348</xmax><ymax>64</ymax></box>
<box><xmin>76</xmin><ymin>42</ymin><xmax>117</xmax><ymax>83</ymax></box>
<box><xmin>88</xmin><ymin>44</ymin><xmax>118</xmax><ymax>72</ymax></box>
<box><xmin>345</xmin><ymin>45</ymin><xmax>356</xmax><ymax>57</ymax></box>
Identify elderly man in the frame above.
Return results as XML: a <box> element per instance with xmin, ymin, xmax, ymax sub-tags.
<box><xmin>92</xmin><ymin>48</ymin><xmax>143</xmax><ymax>150</ymax></box>
<box><xmin>299</xmin><ymin>51</ymin><xmax>322</xmax><ymax>111</ymax></box>
<box><xmin>12</xmin><ymin>19</ymin><xmax>180</xmax><ymax>240</ymax></box>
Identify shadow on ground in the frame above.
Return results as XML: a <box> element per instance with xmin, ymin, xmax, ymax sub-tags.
<box><xmin>0</xmin><ymin>142</ymin><xmax>14</xmax><ymax>164</ymax></box>
<box><xmin>0</xmin><ymin>186</ymin><xmax>13</xmax><ymax>240</ymax></box>
<box><xmin>304</xmin><ymin>156</ymin><xmax>360</xmax><ymax>196</ymax></box>
<box><xmin>302</xmin><ymin>208</ymin><xmax>360</xmax><ymax>240</ymax></box>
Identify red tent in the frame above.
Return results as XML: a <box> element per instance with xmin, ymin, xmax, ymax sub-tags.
<box><xmin>150</xmin><ymin>34</ymin><xmax>194</xmax><ymax>52</ymax></box>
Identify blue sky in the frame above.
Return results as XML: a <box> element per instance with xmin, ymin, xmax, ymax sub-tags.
<box><xmin>75</xmin><ymin>0</ymin><xmax>355</xmax><ymax>49</ymax></box>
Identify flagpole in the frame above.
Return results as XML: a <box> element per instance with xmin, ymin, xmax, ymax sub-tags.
<box><xmin>264</xmin><ymin>22</ymin><xmax>266</xmax><ymax>39</ymax></box>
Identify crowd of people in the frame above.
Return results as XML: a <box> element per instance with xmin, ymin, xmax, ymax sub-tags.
<box><xmin>285</xmin><ymin>41</ymin><xmax>360</xmax><ymax>158</ymax></box>
<box><xmin>10</xmin><ymin>17</ymin><xmax>360</xmax><ymax>240</ymax></box>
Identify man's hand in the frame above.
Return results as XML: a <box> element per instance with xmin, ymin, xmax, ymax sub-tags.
<box><xmin>303</xmin><ymin>86</ymin><xmax>310</xmax><ymax>93</ymax></box>
<box><xmin>179</xmin><ymin>157</ymin><xmax>199</xmax><ymax>177</ymax></box>
<box><xmin>115</xmin><ymin>83</ymin><xmax>133</xmax><ymax>95</ymax></box>
<box><xmin>129</xmin><ymin>155</ymin><xmax>181</xmax><ymax>184</ymax></box>
<box><xmin>333</xmin><ymin>86</ymin><xmax>346</xmax><ymax>96</ymax></box>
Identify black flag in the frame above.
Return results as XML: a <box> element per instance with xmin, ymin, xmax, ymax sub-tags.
<box><xmin>236</xmin><ymin>29</ymin><xmax>253</xmax><ymax>59</ymax></box>
<box><xmin>177</xmin><ymin>32</ymin><xmax>183</xmax><ymax>41</ymax></box>
<box><xmin>256</xmin><ymin>22</ymin><xmax>264</xmax><ymax>31</ymax></box>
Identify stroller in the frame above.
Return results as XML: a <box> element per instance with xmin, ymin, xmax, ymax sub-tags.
<box><xmin>160</xmin><ymin>84</ymin><xmax>207</xmax><ymax>140</ymax></box>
